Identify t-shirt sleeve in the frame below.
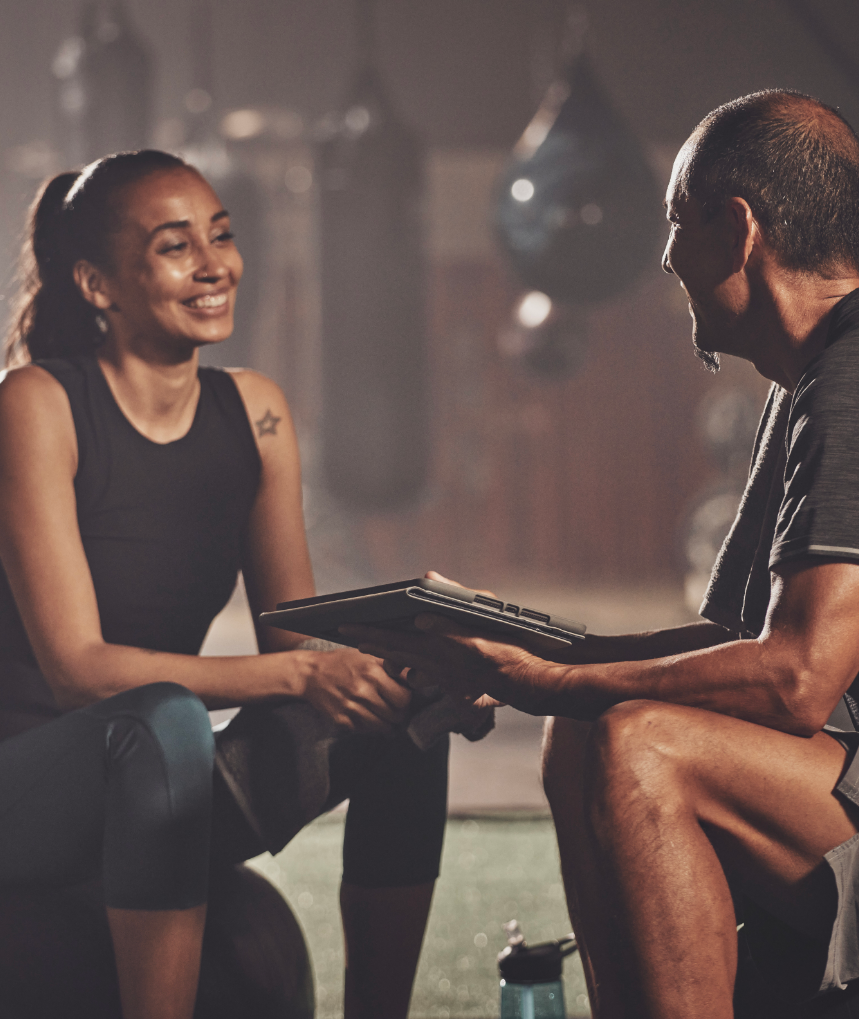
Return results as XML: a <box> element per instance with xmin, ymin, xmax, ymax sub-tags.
<box><xmin>770</xmin><ymin>337</ymin><xmax>859</xmax><ymax>567</ymax></box>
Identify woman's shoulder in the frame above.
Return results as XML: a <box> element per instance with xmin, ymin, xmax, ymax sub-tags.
<box><xmin>219</xmin><ymin>367</ymin><xmax>284</xmax><ymax>402</ymax></box>
<box><xmin>0</xmin><ymin>363</ymin><xmax>77</xmax><ymax>468</ymax></box>
<box><xmin>220</xmin><ymin>369</ymin><xmax>290</xmax><ymax>422</ymax></box>
<box><xmin>218</xmin><ymin>369</ymin><xmax>297</xmax><ymax>454</ymax></box>
<box><xmin>0</xmin><ymin>361</ymin><xmax>74</xmax><ymax>408</ymax></box>
<box><xmin>0</xmin><ymin>359</ymin><xmax>96</xmax><ymax>429</ymax></box>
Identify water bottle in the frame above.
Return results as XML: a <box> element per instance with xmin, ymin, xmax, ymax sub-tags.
<box><xmin>498</xmin><ymin>920</ymin><xmax>578</xmax><ymax>1019</ymax></box>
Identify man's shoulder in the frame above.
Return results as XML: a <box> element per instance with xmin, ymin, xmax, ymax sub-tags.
<box><xmin>793</xmin><ymin>328</ymin><xmax>859</xmax><ymax>418</ymax></box>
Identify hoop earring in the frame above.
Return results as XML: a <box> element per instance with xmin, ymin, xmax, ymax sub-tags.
<box><xmin>95</xmin><ymin>312</ymin><xmax>109</xmax><ymax>335</ymax></box>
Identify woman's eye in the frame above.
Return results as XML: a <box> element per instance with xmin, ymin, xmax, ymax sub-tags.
<box><xmin>214</xmin><ymin>231</ymin><xmax>235</xmax><ymax>244</ymax></box>
<box><xmin>158</xmin><ymin>241</ymin><xmax>188</xmax><ymax>255</ymax></box>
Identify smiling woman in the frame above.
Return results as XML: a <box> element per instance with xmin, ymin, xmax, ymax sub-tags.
<box><xmin>0</xmin><ymin>152</ymin><xmax>448</xmax><ymax>1019</ymax></box>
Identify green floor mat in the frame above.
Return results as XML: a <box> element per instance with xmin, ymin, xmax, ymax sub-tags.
<box><xmin>250</xmin><ymin>813</ymin><xmax>591</xmax><ymax>1018</ymax></box>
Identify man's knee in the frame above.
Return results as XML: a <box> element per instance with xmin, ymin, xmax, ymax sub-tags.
<box><xmin>590</xmin><ymin>699</ymin><xmax>688</xmax><ymax>775</ymax></box>
<box><xmin>542</xmin><ymin>703</ymin><xmax>683</xmax><ymax>789</ymax></box>
<box><xmin>586</xmin><ymin>700</ymin><xmax>692</xmax><ymax>831</ymax></box>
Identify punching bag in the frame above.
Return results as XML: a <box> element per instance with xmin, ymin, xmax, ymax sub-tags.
<box><xmin>316</xmin><ymin>2</ymin><xmax>429</xmax><ymax>512</ymax></box>
<box><xmin>82</xmin><ymin>0</ymin><xmax>153</xmax><ymax>163</ymax></box>
<box><xmin>495</xmin><ymin>51</ymin><xmax>662</xmax><ymax>305</ymax></box>
<box><xmin>181</xmin><ymin>0</ymin><xmax>265</xmax><ymax>371</ymax></box>
<box><xmin>53</xmin><ymin>0</ymin><xmax>153</xmax><ymax>167</ymax></box>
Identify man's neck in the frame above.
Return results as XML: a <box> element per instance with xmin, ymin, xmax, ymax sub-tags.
<box><xmin>748</xmin><ymin>270</ymin><xmax>859</xmax><ymax>392</ymax></box>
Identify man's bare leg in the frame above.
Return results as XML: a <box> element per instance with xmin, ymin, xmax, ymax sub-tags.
<box><xmin>544</xmin><ymin>701</ymin><xmax>858</xmax><ymax>1019</ymax></box>
<box><xmin>543</xmin><ymin>716</ymin><xmax>632</xmax><ymax>1018</ymax></box>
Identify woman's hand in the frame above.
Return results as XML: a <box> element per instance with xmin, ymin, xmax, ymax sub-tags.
<box><xmin>297</xmin><ymin>647</ymin><xmax>413</xmax><ymax>732</ymax></box>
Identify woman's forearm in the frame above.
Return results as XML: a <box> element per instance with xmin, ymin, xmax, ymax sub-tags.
<box><xmin>41</xmin><ymin>641</ymin><xmax>313</xmax><ymax>710</ymax></box>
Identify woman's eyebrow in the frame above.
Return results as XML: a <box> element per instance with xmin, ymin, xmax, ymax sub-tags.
<box><xmin>149</xmin><ymin>210</ymin><xmax>229</xmax><ymax>238</ymax></box>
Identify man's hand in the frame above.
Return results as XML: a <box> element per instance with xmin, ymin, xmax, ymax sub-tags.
<box><xmin>423</xmin><ymin>570</ymin><xmax>593</xmax><ymax>667</ymax></box>
<box><xmin>341</xmin><ymin>613</ymin><xmax>561</xmax><ymax>716</ymax></box>
<box><xmin>299</xmin><ymin>647</ymin><xmax>412</xmax><ymax>732</ymax></box>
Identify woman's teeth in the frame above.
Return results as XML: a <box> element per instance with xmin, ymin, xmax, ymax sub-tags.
<box><xmin>185</xmin><ymin>293</ymin><xmax>228</xmax><ymax>309</ymax></box>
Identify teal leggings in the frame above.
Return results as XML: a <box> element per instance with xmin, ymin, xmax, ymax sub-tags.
<box><xmin>0</xmin><ymin>682</ymin><xmax>448</xmax><ymax>910</ymax></box>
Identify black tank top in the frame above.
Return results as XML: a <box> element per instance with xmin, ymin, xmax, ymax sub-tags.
<box><xmin>0</xmin><ymin>356</ymin><xmax>261</xmax><ymax>738</ymax></box>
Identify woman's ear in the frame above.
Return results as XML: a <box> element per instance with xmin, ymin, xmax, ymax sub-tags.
<box><xmin>72</xmin><ymin>260</ymin><xmax>114</xmax><ymax>311</ymax></box>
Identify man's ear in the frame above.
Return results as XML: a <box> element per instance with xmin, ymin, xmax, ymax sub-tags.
<box><xmin>725</xmin><ymin>197</ymin><xmax>757</xmax><ymax>273</ymax></box>
<box><xmin>72</xmin><ymin>260</ymin><xmax>114</xmax><ymax>311</ymax></box>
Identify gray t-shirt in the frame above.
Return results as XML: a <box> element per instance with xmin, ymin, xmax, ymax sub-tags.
<box><xmin>701</xmin><ymin>287</ymin><xmax>859</xmax><ymax>718</ymax></box>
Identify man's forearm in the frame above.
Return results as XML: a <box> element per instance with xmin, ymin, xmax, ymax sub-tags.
<box><xmin>557</xmin><ymin>620</ymin><xmax>734</xmax><ymax>665</ymax></box>
<box><xmin>531</xmin><ymin>634</ymin><xmax>826</xmax><ymax>735</ymax></box>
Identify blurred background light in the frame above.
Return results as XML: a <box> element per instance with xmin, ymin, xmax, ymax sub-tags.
<box><xmin>516</xmin><ymin>291</ymin><xmax>552</xmax><ymax>329</ymax></box>
<box><xmin>184</xmin><ymin>87</ymin><xmax>212</xmax><ymax>114</ymax></box>
<box><xmin>284</xmin><ymin>164</ymin><xmax>313</xmax><ymax>193</ymax></box>
<box><xmin>221</xmin><ymin>108</ymin><xmax>265</xmax><ymax>140</ymax></box>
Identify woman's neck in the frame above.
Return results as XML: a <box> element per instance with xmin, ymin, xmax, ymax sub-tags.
<box><xmin>97</xmin><ymin>343</ymin><xmax>202</xmax><ymax>444</ymax></box>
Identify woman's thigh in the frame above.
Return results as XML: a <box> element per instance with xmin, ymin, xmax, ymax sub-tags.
<box><xmin>0</xmin><ymin>682</ymin><xmax>215</xmax><ymax>909</ymax></box>
<box><xmin>0</xmin><ymin>709</ymin><xmax>110</xmax><ymax>887</ymax></box>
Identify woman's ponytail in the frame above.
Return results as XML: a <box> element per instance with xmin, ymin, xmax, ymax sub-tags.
<box><xmin>6</xmin><ymin>150</ymin><xmax>187</xmax><ymax>366</ymax></box>
<box><xmin>6</xmin><ymin>171</ymin><xmax>100</xmax><ymax>365</ymax></box>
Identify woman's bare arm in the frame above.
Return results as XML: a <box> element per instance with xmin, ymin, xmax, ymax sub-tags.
<box><xmin>0</xmin><ymin>366</ymin><xmax>407</xmax><ymax>730</ymax></box>
<box><xmin>230</xmin><ymin>369</ymin><xmax>411</xmax><ymax>726</ymax></box>
<box><xmin>227</xmin><ymin>369</ymin><xmax>316</xmax><ymax>651</ymax></box>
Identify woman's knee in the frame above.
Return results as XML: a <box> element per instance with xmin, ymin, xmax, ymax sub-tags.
<box><xmin>95</xmin><ymin>684</ymin><xmax>214</xmax><ymax>909</ymax></box>
<box><xmin>87</xmin><ymin>682</ymin><xmax>214</xmax><ymax>792</ymax></box>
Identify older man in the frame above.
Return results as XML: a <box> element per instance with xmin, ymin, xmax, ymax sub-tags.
<box><xmin>349</xmin><ymin>90</ymin><xmax>859</xmax><ymax>1018</ymax></box>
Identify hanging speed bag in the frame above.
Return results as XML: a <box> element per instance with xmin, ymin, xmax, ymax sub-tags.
<box><xmin>495</xmin><ymin>54</ymin><xmax>663</xmax><ymax>305</ymax></box>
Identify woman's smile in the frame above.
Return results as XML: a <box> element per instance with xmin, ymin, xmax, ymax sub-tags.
<box><xmin>182</xmin><ymin>290</ymin><xmax>231</xmax><ymax>313</ymax></box>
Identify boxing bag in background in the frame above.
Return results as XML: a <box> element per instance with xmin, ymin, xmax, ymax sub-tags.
<box><xmin>316</xmin><ymin>64</ymin><xmax>430</xmax><ymax>512</ymax></box>
<box><xmin>53</xmin><ymin>0</ymin><xmax>153</xmax><ymax>166</ymax></box>
<box><xmin>181</xmin><ymin>0</ymin><xmax>265</xmax><ymax>370</ymax></box>
<box><xmin>494</xmin><ymin>52</ymin><xmax>662</xmax><ymax>305</ymax></box>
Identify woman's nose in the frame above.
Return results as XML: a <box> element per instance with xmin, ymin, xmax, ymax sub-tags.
<box><xmin>194</xmin><ymin>251</ymin><xmax>230</xmax><ymax>282</ymax></box>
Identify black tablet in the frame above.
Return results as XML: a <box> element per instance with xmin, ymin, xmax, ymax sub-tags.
<box><xmin>259</xmin><ymin>578</ymin><xmax>587</xmax><ymax>651</ymax></box>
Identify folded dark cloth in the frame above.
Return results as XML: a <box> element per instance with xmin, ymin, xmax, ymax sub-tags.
<box><xmin>214</xmin><ymin>638</ymin><xmax>493</xmax><ymax>853</ymax></box>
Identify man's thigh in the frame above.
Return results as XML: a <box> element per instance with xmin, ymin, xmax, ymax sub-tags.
<box><xmin>585</xmin><ymin>703</ymin><xmax>859</xmax><ymax>939</ymax></box>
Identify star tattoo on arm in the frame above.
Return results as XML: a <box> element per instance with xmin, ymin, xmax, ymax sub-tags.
<box><xmin>255</xmin><ymin>408</ymin><xmax>282</xmax><ymax>437</ymax></box>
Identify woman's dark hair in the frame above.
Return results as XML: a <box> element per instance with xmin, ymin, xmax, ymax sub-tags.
<box><xmin>683</xmin><ymin>90</ymin><xmax>859</xmax><ymax>277</ymax></box>
<box><xmin>6</xmin><ymin>149</ymin><xmax>189</xmax><ymax>365</ymax></box>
